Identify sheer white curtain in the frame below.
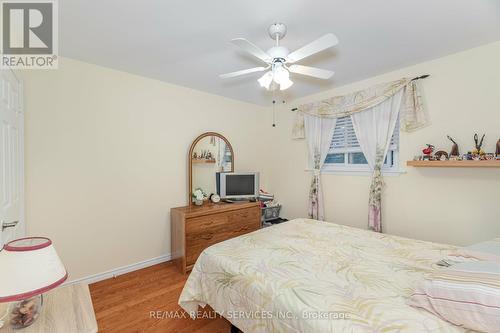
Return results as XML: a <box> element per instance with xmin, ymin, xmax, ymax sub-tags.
<box><xmin>350</xmin><ymin>90</ymin><xmax>403</xmax><ymax>232</ymax></box>
<box><xmin>303</xmin><ymin>114</ymin><xmax>337</xmax><ymax>220</ymax></box>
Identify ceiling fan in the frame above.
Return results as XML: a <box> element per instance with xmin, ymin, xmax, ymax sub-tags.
<box><xmin>219</xmin><ymin>23</ymin><xmax>339</xmax><ymax>91</ymax></box>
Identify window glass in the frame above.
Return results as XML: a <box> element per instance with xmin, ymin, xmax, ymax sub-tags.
<box><xmin>325</xmin><ymin>153</ymin><xmax>345</xmax><ymax>164</ymax></box>
<box><xmin>349</xmin><ymin>152</ymin><xmax>368</xmax><ymax>164</ymax></box>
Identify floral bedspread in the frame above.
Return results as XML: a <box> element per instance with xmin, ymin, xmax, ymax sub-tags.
<box><xmin>179</xmin><ymin>219</ymin><xmax>469</xmax><ymax>332</ymax></box>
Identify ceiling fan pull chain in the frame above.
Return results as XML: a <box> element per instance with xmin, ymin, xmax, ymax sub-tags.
<box><xmin>272</xmin><ymin>99</ymin><xmax>276</xmax><ymax>127</ymax></box>
<box><xmin>278</xmin><ymin>99</ymin><xmax>286</xmax><ymax>127</ymax></box>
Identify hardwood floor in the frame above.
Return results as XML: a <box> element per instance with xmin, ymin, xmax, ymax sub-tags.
<box><xmin>89</xmin><ymin>262</ymin><xmax>231</xmax><ymax>333</ymax></box>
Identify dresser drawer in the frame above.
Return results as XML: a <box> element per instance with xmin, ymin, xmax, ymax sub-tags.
<box><xmin>227</xmin><ymin>207</ymin><xmax>259</xmax><ymax>224</ymax></box>
<box><xmin>227</xmin><ymin>207</ymin><xmax>260</xmax><ymax>232</ymax></box>
<box><xmin>185</xmin><ymin>208</ymin><xmax>260</xmax><ymax>267</ymax></box>
<box><xmin>172</xmin><ymin>202</ymin><xmax>262</xmax><ymax>273</ymax></box>
<box><xmin>185</xmin><ymin>213</ymin><xmax>230</xmax><ymax>266</ymax></box>
<box><xmin>185</xmin><ymin>213</ymin><xmax>228</xmax><ymax>234</ymax></box>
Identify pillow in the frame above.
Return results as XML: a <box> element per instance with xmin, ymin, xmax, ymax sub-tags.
<box><xmin>440</xmin><ymin>239</ymin><xmax>500</xmax><ymax>266</ymax></box>
<box><xmin>409</xmin><ymin>261</ymin><xmax>500</xmax><ymax>332</ymax></box>
<box><xmin>466</xmin><ymin>239</ymin><xmax>500</xmax><ymax>256</ymax></box>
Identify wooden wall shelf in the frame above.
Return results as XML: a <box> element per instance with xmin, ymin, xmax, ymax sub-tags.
<box><xmin>407</xmin><ymin>160</ymin><xmax>500</xmax><ymax>168</ymax></box>
<box><xmin>192</xmin><ymin>159</ymin><xmax>216</xmax><ymax>164</ymax></box>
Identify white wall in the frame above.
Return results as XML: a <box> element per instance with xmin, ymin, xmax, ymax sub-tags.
<box><xmin>265</xmin><ymin>41</ymin><xmax>500</xmax><ymax>246</ymax></box>
<box><xmin>20</xmin><ymin>58</ymin><xmax>268</xmax><ymax>280</ymax></box>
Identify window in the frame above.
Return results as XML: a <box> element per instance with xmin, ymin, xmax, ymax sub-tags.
<box><xmin>323</xmin><ymin>116</ymin><xmax>399</xmax><ymax>173</ymax></box>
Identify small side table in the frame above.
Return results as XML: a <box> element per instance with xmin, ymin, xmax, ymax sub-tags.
<box><xmin>0</xmin><ymin>284</ymin><xmax>97</xmax><ymax>333</ymax></box>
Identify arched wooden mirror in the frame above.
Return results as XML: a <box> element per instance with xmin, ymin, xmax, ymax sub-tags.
<box><xmin>188</xmin><ymin>132</ymin><xmax>234</xmax><ymax>205</ymax></box>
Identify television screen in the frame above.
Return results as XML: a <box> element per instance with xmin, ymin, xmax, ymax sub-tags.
<box><xmin>225</xmin><ymin>174</ymin><xmax>255</xmax><ymax>196</ymax></box>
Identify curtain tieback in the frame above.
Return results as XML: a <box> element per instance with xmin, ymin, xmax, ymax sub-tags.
<box><xmin>312</xmin><ymin>168</ymin><xmax>321</xmax><ymax>176</ymax></box>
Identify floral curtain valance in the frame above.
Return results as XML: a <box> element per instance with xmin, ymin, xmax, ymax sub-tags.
<box><xmin>292</xmin><ymin>78</ymin><xmax>429</xmax><ymax>139</ymax></box>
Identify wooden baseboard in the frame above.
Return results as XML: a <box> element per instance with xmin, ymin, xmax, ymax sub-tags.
<box><xmin>64</xmin><ymin>253</ymin><xmax>172</xmax><ymax>286</ymax></box>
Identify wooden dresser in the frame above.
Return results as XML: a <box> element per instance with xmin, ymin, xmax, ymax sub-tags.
<box><xmin>171</xmin><ymin>202</ymin><xmax>260</xmax><ymax>274</ymax></box>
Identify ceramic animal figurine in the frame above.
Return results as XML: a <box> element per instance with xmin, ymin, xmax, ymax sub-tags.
<box><xmin>447</xmin><ymin>135</ymin><xmax>459</xmax><ymax>156</ymax></box>
<box><xmin>473</xmin><ymin>133</ymin><xmax>485</xmax><ymax>156</ymax></box>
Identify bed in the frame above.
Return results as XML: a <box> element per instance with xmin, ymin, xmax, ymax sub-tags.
<box><xmin>179</xmin><ymin>218</ymin><xmax>470</xmax><ymax>332</ymax></box>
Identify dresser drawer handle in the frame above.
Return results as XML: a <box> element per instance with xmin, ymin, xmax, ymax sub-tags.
<box><xmin>200</xmin><ymin>233</ymin><xmax>214</xmax><ymax>240</ymax></box>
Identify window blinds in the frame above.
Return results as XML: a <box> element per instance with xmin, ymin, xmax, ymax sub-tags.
<box><xmin>330</xmin><ymin>116</ymin><xmax>399</xmax><ymax>151</ymax></box>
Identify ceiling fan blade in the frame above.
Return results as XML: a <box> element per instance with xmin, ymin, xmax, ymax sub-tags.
<box><xmin>286</xmin><ymin>33</ymin><xmax>339</xmax><ymax>63</ymax></box>
<box><xmin>288</xmin><ymin>65</ymin><xmax>334</xmax><ymax>79</ymax></box>
<box><xmin>219</xmin><ymin>67</ymin><xmax>268</xmax><ymax>79</ymax></box>
<box><xmin>230</xmin><ymin>38</ymin><xmax>272</xmax><ymax>64</ymax></box>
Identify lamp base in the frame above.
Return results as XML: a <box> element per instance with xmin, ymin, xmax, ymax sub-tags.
<box><xmin>9</xmin><ymin>294</ymin><xmax>43</xmax><ymax>329</ymax></box>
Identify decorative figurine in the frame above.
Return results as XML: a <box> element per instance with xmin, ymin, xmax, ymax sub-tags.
<box><xmin>447</xmin><ymin>135</ymin><xmax>459</xmax><ymax>157</ymax></box>
<box><xmin>496</xmin><ymin>139</ymin><xmax>500</xmax><ymax>157</ymax></box>
<box><xmin>422</xmin><ymin>144</ymin><xmax>434</xmax><ymax>160</ymax></box>
<box><xmin>434</xmin><ymin>150</ymin><xmax>449</xmax><ymax>161</ymax></box>
<box><xmin>472</xmin><ymin>133</ymin><xmax>486</xmax><ymax>157</ymax></box>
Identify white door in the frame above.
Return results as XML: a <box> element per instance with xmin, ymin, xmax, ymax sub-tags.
<box><xmin>0</xmin><ymin>69</ymin><xmax>24</xmax><ymax>247</ymax></box>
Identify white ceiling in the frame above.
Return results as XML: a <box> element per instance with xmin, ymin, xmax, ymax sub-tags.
<box><xmin>60</xmin><ymin>0</ymin><xmax>500</xmax><ymax>106</ymax></box>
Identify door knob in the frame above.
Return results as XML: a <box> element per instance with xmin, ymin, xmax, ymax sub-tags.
<box><xmin>2</xmin><ymin>220</ymin><xmax>18</xmax><ymax>231</ymax></box>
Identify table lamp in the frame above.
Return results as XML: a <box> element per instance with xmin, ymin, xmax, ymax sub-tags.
<box><xmin>0</xmin><ymin>237</ymin><xmax>67</xmax><ymax>329</ymax></box>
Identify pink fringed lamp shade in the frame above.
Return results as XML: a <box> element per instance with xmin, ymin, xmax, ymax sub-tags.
<box><xmin>0</xmin><ymin>237</ymin><xmax>68</xmax><ymax>302</ymax></box>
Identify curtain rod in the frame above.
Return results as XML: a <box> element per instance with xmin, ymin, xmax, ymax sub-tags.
<box><xmin>411</xmin><ymin>74</ymin><xmax>430</xmax><ymax>81</ymax></box>
<box><xmin>290</xmin><ymin>74</ymin><xmax>430</xmax><ymax>112</ymax></box>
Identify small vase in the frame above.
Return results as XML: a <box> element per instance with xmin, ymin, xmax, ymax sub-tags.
<box><xmin>194</xmin><ymin>199</ymin><xmax>203</xmax><ymax>206</ymax></box>
<box><xmin>9</xmin><ymin>294</ymin><xmax>43</xmax><ymax>329</ymax></box>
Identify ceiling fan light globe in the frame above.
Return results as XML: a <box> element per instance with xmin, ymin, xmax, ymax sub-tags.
<box><xmin>273</xmin><ymin>66</ymin><xmax>289</xmax><ymax>85</ymax></box>
<box><xmin>258</xmin><ymin>71</ymin><xmax>273</xmax><ymax>89</ymax></box>
<box><xmin>279</xmin><ymin>78</ymin><xmax>293</xmax><ymax>91</ymax></box>
<box><xmin>269</xmin><ymin>81</ymin><xmax>280</xmax><ymax>91</ymax></box>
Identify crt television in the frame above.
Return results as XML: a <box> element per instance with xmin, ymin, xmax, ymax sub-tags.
<box><xmin>216</xmin><ymin>172</ymin><xmax>259</xmax><ymax>199</ymax></box>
